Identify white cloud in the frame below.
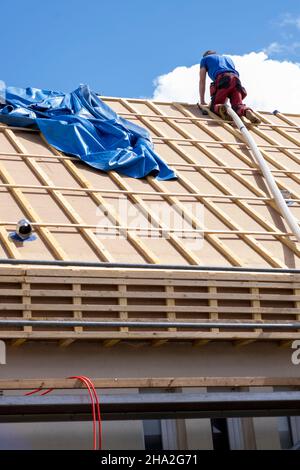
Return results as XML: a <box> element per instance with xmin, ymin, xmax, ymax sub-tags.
<box><xmin>263</xmin><ymin>41</ymin><xmax>300</xmax><ymax>55</ymax></box>
<box><xmin>152</xmin><ymin>51</ymin><xmax>300</xmax><ymax>113</ymax></box>
<box><xmin>279</xmin><ymin>13</ymin><xmax>300</xmax><ymax>29</ymax></box>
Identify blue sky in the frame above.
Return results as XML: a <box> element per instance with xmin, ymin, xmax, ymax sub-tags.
<box><xmin>1</xmin><ymin>0</ymin><xmax>299</xmax><ymax>98</ymax></box>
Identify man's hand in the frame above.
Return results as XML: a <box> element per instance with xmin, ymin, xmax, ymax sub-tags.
<box><xmin>197</xmin><ymin>102</ymin><xmax>209</xmax><ymax>115</ymax></box>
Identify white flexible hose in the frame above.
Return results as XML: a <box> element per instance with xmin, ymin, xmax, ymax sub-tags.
<box><xmin>225</xmin><ymin>105</ymin><xmax>300</xmax><ymax>243</ymax></box>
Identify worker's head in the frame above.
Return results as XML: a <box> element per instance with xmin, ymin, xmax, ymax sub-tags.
<box><xmin>202</xmin><ymin>50</ymin><xmax>217</xmax><ymax>57</ymax></box>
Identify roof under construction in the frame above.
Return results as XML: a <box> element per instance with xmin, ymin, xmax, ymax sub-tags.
<box><xmin>0</xmin><ymin>97</ymin><xmax>299</xmax><ymax>269</ymax></box>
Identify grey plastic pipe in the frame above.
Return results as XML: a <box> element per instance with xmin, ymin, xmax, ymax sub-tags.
<box><xmin>2</xmin><ymin>319</ymin><xmax>300</xmax><ymax>330</ymax></box>
<box><xmin>1</xmin><ymin>258</ymin><xmax>300</xmax><ymax>273</ymax></box>
<box><xmin>225</xmin><ymin>105</ymin><xmax>300</xmax><ymax>243</ymax></box>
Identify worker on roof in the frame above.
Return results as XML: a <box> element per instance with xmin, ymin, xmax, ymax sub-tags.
<box><xmin>199</xmin><ymin>50</ymin><xmax>261</xmax><ymax>124</ymax></box>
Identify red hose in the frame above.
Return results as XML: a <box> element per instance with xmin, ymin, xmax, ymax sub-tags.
<box><xmin>79</xmin><ymin>376</ymin><xmax>102</xmax><ymax>450</ymax></box>
<box><xmin>25</xmin><ymin>388</ymin><xmax>43</xmax><ymax>396</ymax></box>
<box><xmin>68</xmin><ymin>376</ymin><xmax>100</xmax><ymax>450</ymax></box>
<box><xmin>40</xmin><ymin>388</ymin><xmax>54</xmax><ymax>396</ymax></box>
<box><xmin>24</xmin><ymin>376</ymin><xmax>102</xmax><ymax>450</ymax></box>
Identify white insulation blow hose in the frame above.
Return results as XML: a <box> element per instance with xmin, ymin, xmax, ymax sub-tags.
<box><xmin>225</xmin><ymin>105</ymin><xmax>300</xmax><ymax>243</ymax></box>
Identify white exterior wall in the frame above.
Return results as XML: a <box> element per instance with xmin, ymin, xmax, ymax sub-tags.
<box><xmin>0</xmin><ymin>340</ymin><xmax>299</xmax><ymax>449</ymax></box>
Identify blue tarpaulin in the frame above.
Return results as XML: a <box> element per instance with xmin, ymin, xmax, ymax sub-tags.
<box><xmin>0</xmin><ymin>84</ymin><xmax>176</xmax><ymax>180</ymax></box>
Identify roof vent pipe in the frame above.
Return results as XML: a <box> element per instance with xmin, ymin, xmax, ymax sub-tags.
<box><xmin>16</xmin><ymin>219</ymin><xmax>33</xmax><ymax>240</ymax></box>
<box><xmin>9</xmin><ymin>219</ymin><xmax>36</xmax><ymax>242</ymax></box>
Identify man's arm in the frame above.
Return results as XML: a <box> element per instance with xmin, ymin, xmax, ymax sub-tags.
<box><xmin>199</xmin><ymin>67</ymin><xmax>207</xmax><ymax>105</ymax></box>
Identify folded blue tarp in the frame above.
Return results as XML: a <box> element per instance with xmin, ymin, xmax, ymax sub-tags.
<box><xmin>0</xmin><ymin>84</ymin><xmax>176</xmax><ymax>180</ymax></box>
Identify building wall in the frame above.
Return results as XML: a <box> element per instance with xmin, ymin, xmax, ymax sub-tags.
<box><xmin>0</xmin><ymin>340</ymin><xmax>299</xmax><ymax>449</ymax></box>
<box><xmin>2</xmin><ymin>340</ymin><xmax>299</xmax><ymax>378</ymax></box>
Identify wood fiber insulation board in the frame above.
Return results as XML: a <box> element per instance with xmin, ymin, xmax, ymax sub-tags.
<box><xmin>0</xmin><ymin>98</ymin><xmax>299</xmax><ymax>266</ymax></box>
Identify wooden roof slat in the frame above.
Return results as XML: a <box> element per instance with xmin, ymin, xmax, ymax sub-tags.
<box><xmin>0</xmin><ymin>225</ymin><xmax>20</xmax><ymax>258</ymax></box>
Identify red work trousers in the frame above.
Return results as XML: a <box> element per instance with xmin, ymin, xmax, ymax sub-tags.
<box><xmin>210</xmin><ymin>72</ymin><xmax>251</xmax><ymax>117</ymax></box>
